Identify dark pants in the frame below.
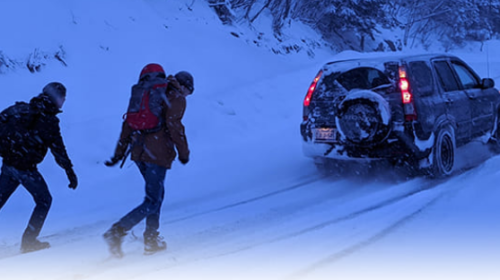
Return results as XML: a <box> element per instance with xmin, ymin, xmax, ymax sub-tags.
<box><xmin>116</xmin><ymin>161</ymin><xmax>167</xmax><ymax>237</ymax></box>
<box><xmin>0</xmin><ymin>164</ymin><xmax>52</xmax><ymax>243</ymax></box>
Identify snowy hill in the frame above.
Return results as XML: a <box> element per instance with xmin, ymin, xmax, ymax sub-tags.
<box><xmin>1</xmin><ymin>1</ymin><xmax>500</xmax><ymax>280</ymax></box>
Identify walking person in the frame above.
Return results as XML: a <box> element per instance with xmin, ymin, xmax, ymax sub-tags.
<box><xmin>0</xmin><ymin>82</ymin><xmax>78</xmax><ymax>253</ymax></box>
<box><xmin>104</xmin><ymin>64</ymin><xmax>193</xmax><ymax>257</ymax></box>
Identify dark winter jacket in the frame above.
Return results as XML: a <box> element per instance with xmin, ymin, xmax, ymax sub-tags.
<box><xmin>112</xmin><ymin>76</ymin><xmax>190</xmax><ymax>169</ymax></box>
<box><xmin>0</xmin><ymin>94</ymin><xmax>73</xmax><ymax>171</ymax></box>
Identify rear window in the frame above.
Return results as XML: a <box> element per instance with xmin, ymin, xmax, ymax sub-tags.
<box><xmin>320</xmin><ymin>67</ymin><xmax>391</xmax><ymax>97</ymax></box>
<box><xmin>337</xmin><ymin>67</ymin><xmax>389</xmax><ymax>90</ymax></box>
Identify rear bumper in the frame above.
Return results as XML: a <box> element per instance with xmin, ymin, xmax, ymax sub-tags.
<box><xmin>301</xmin><ymin>122</ymin><xmax>429</xmax><ymax>161</ymax></box>
<box><xmin>302</xmin><ymin>139</ymin><xmax>409</xmax><ymax>160</ymax></box>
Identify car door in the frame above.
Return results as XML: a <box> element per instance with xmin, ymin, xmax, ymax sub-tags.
<box><xmin>449</xmin><ymin>59</ymin><xmax>495</xmax><ymax>138</ymax></box>
<box><xmin>432</xmin><ymin>59</ymin><xmax>472</xmax><ymax>144</ymax></box>
<box><xmin>407</xmin><ymin>60</ymin><xmax>445</xmax><ymax>138</ymax></box>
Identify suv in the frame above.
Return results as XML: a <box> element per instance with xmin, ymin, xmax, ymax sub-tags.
<box><xmin>300</xmin><ymin>53</ymin><xmax>500</xmax><ymax>177</ymax></box>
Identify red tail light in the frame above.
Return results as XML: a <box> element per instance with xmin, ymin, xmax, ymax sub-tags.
<box><xmin>399</xmin><ymin>66</ymin><xmax>417</xmax><ymax>121</ymax></box>
<box><xmin>400</xmin><ymin>79</ymin><xmax>411</xmax><ymax>104</ymax></box>
<box><xmin>304</xmin><ymin>70</ymin><xmax>323</xmax><ymax>107</ymax></box>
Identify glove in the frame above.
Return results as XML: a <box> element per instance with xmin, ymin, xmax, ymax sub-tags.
<box><xmin>105</xmin><ymin>156</ymin><xmax>121</xmax><ymax>167</ymax></box>
<box><xmin>66</xmin><ymin>169</ymin><xmax>78</xmax><ymax>190</ymax></box>
<box><xmin>179</xmin><ymin>156</ymin><xmax>189</xmax><ymax>165</ymax></box>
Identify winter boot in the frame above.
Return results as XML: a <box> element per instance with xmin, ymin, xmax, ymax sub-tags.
<box><xmin>103</xmin><ymin>224</ymin><xmax>126</xmax><ymax>258</ymax></box>
<box><xmin>21</xmin><ymin>239</ymin><xmax>50</xmax><ymax>254</ymax></box>
<box><xmin>144</xmin><ymin>232</ymin><xmax>167</xmax><ymax>255</ymax></box>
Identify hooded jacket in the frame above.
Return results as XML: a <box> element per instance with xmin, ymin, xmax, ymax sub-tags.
<box><xmin>0</xmin><ymin>94</ymin><xmax>73</xmax><ymax>171</ymax></box>
<box><xmin>112</xmin><ymin>76</ymin><xmax>190</xmax><ymax>169</ymax></box>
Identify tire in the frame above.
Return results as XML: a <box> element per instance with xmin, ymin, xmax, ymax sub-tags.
<box><xmin>429</xmin><ymin>126</ymin><xmax>455</xmax><ymax>178</ymax></box>
<box><xmin>336</xmin><ymin>90</ymin><xmax>391</xmax><ymax>146</ymax></box>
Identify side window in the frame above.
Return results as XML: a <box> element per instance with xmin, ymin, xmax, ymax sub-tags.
<box><xmin>408</xmin><ymin>61</ymin><xmax>434</xmax><ymax>96</ymax></box>
<box><xmin>433</xmin><ymin>61</ymin><xmax>460</xmax><ymax>92</ymax></box>
<box><xmin>451</xmin><ymin>62</ymin><xmax>479</xmax><ymax>89</ymax></box>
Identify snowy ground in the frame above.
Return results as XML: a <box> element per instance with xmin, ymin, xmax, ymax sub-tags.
<box><xmin>1</xmin><ymin>1</ymin><xmax>500</xmax><ymax>279</ymax></box>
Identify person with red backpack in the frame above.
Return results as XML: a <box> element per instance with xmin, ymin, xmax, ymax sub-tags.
<box><xmin>103</xmin><ymin>63</ymin><xmax>193</xmax><ymax>257</ymax></box>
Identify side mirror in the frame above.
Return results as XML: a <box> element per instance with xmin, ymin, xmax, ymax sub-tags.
<box><xmin>482</xmin><ymin>78</ymin><xmax>495</xmax><ymax>89</ymax></box>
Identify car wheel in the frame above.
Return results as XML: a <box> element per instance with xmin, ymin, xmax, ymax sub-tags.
<box><xmin>429</xmin><ymin>126</ymin><xmax>455</xmax><ymax>178</ymax></box>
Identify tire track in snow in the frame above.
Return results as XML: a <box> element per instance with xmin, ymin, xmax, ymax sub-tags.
<box><xmin>291</xmin><ymin>192</ymin><xmax>444</xmax><ymax>279</ymax></box>
<box><xmin>161</xmin><ymin>159</ymin><xmax>424</xmax><ymax>227</ymax></box>
<box><xmin>55</xmin><ymin>178</ymin><xmax>353</xmax><ymax>280</ymax></box>
<box><xmin>111</xmin><ymin>177</ymin><xmax>440</xmax><ymax>280</ymax></box>
<box><xmin>95</xmin><ymin>177</ymin><xmax>442</xmax><ymax>280</ymax></box>
<box><xmin>204</xmin><ymin>178</ymin><xmax>443</xmax><ymax>259</ymax></box>
<box><xmin>163</xmin><ymin>175</ymin><xmax>331</xmax><ymax>225</ymax></box>
<box><xmin>289</xmin><ymin>164</ymin><xmax>486</xmax><ymax>278</ymax></box>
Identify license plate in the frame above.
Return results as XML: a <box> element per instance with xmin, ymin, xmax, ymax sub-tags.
<box><xmin>314</xmin><ymin>128</ymin><xmax>337</xmax><ymax>142</ymax></box>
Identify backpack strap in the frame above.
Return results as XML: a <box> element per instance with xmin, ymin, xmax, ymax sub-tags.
<box><xmin>154</xmin><ymin>83</ymin><xmax>171</xmax><ymax>108</ymax></box>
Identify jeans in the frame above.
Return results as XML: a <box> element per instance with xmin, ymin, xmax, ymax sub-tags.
<box><xmin>0</xmin><ymin>165</ymin><xmax>52</xmax><ymax>243</ymax></box>
<box><xmin>116</xmin><ymin>161</ymin><xmax>167</xmax><ymax>236</ymax></box>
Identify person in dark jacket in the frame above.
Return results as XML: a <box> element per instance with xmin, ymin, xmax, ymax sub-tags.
<box><xmin>104</xmin><ymin>64</ymin><xmax>193</xmax><ymax>257</ymax></box>
<box><xmin>0</xmin><ymin>82</ymin><xmax>78</xmax><ymax>253</ymax></box>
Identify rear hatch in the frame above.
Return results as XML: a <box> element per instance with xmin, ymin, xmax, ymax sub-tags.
<box><xmin>304</xmin><ymin>59</ymin><xmax>405</xmax><ymax>145</ymax></box>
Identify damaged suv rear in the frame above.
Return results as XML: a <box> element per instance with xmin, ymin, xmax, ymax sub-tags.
<box><xmin>300</xmin><ymin>53</ymin><xmax>500</xmax><ymax>177</ymax></box>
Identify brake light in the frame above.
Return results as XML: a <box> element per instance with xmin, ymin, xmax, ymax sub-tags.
<box><xmin>400</xmin><ymin>79</ymin><xmax>411</xmax><ymax>104</ymax></box>
<box><xmin>399</xmin><ymin>66</ymin><xmax>417</xmax><ymax>121</ymax></box>
<box><xmin>304</xmin><ymin>70</ymin><xmax>323</xmax><ymax>107</ymax></box>
<box><xmin>399</xmin><ymin>68</ymin><xmax>412</xmax><ymax>104</ymax></box>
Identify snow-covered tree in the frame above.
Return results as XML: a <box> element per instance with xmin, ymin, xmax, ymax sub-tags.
<box><xmin>211</xmin><ymin>0</ymin><xmax>500</xmax><ymax>51</ymax></box>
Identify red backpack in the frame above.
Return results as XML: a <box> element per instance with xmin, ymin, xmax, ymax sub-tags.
<box><xmin>124</xmin><ymin>64</ymin><xmax>169</xmax><ymax>131</ymax></box>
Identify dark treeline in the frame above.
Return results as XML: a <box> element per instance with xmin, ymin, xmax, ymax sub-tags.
<box><xmin>208</xmin><ymin>0</ymin><xmax>500</xmax><ymax>51</ymax></box>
